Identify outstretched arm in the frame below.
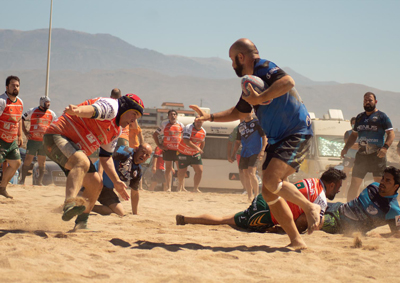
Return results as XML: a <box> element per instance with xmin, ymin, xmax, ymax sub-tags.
<box><xmin>190</xmin><ymin>105</ymin><xmax>248</xmax><ymax>123</ymax></box>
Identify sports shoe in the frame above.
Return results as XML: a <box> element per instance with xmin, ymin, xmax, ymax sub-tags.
<box><xmin>176</xmin><ymin>214</ymin><xmax>185</xmax><ymax>225</ymax></box>
<box><xmin>74</xmin><ymin>213</ymin><xmax>89</xmax><ymax>230</ymax></box>
<box><xmin>0</xmin><ymin>187</ymin><xmax>13</xmax><ymax>199</ymax></box>
<box><xmin>62</xmin><ymin>198</ymin><xmax>86</xmax><ymax>221</ymax></box>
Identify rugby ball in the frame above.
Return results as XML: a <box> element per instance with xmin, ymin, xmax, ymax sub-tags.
<box><xmin>240</xmin><ymin>75</ymin><xmax>272</xmax><ymax>105</ymax></box>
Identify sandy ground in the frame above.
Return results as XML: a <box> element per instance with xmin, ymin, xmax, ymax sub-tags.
<box><xmin>1</xmin><ymin>179</ymin><xmax>400</xmax><ymax>283</ymax></box>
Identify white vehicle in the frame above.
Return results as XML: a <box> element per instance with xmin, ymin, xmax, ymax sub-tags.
<box><xmin>173</xmin><ymin>115</ymin><xmax>243</xmax><ymax>191</ymax></box>
<box><xmin>290</xmin><ymin>109</ymin><xmax>350</xmax><ymax>182</ymax></box>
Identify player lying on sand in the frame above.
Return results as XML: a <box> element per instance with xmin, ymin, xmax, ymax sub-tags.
<box><xmin>177</xmin><ymin>168</ymin><xmax>346</xmax><ymax>233</ymax></box>
<box><xmin>322</xmin><ymin>166</ymin><xmax>400</xmax><ymax>237</ymax></box>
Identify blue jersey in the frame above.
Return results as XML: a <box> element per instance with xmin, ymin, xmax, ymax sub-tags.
<box><xmin>236</xmin><ymin>118</ymin><xmax>265</xmax><ymax>157</ymax></box>
<box><xmin>354</xmin><ymin>110</ymin><xmax>392</xmax><ymax>154</ymax></box>
<box><xmin>235</xmin><ymin>59</ymin><xmax>312</xmax><ymax>144</ymax></box>
<box><xmin>339</xmin><ymin>182</ymin><xmax>400</xmax><ymax>233</ymax></box>
<box><xmin>95</xmin><ymin>146</ymin><xmax>142</xmax><ymax>190</ymax></box>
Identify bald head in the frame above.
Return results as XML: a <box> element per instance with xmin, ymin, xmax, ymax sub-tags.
<box><xmin>229</xmin><ymin>38</ymin><xmax>259</xmax><ymax>57</ymax></box>
<box><xmin>110</xmin><ymin>88</ymin><xmax>122</xmax><ymax>99</ymax></box>
<box><xmin>133</xmin><ymin>143</ymin><xmax>152</xmax><ymax>164</ymax></box>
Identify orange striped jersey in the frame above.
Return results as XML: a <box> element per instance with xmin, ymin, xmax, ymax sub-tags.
<box><xmin>45</xmin><ymin>97</ymin><xmax>121</xmax><ymax>155</ymax></box>
<box><xmin>0</xmin><ymin>92</ymin><xmax>24</xmax><ymax>143</ymax></box>
<box><xmin>271</xmin><ymin>178</ymin><xmax>327</xmax><ymax>224</ymax></box>
<box><xmin>155</xmin><ymin>120</ymin><xmax>184</xmax><ymax>150</ymax></box>
<box><xmin>22</xmin><ymin>107</ymin><xmax>57</xmax><ymax>141</ymax></box>
<box><xmin>177</xmin><ymin>123</ymin><xmax>206</xmax><ymax>156</ymax></box>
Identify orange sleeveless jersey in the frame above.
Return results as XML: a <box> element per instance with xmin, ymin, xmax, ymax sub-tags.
<box><xmin>177</xmin><ymin>123</ymin><xmax>206</xmax><ymax>155</ymax></box>
<box><xmin>156</xmin><ymin>120</ymin><xmax>184</xmax><ymax>150</ymax></box>
<box><xmin>129</xmin><ymin>125</ymin><xmax>141</xmax><ymax>149</ymax></box>
<box><xmin>0</xmin><ymin>93</ymin><xmax>24</xmax><ymax>143</ymax></box>
<box><xmin>271</xmin><ymin>178</ymin><xmax>327</xmax><ymax>224</ymax></box>
<box><xmin>23</xmin><ymin>107</ymin><xmax>57</xmax><ymax>141</ymax></box>
<box><xmin>46</xmin><ymin>97</ymin><xmax>121</xmax><ymax>155</ymax></box>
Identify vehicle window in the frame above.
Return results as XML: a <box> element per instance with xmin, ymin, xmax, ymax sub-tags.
<box><xmin>202</xmin><ymin>136</ymin><xmax>228</xmax><ymax>160</ymax></box>
<box><xmin>317</xmin><ymin>135</ymin><xmax>345</xmax><ymax>157</ymax></box>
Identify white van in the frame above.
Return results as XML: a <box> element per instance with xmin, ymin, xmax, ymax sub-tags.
<box><xmin>173</xmin><ymin>116</ymin><xmax>243</xmax><ymax>191</ymax></box>
<box><xmin>290</xmin><ymin>109</ymin><xmax>350</xmax><ymax>182</ymax></box>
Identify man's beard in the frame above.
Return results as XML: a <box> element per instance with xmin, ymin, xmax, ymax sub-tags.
<box><xmin>364</xmin><ymin>104</ymin><xmax>376</xmax><ymax>112</ymax></box>
<box><xmin>234</xmin><ymin>56</ymin><xmax>244</xmax><ymax>77</ymax></box>
<box><xmin>7</xmin><ymin>90</ymin><xmax>19</xmax><ymax>97</ymax></box>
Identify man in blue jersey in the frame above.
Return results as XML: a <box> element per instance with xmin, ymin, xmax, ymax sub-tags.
<box><xmin>79</xmin><ymin>144</ymin><xmax>152</xmax><ymax>228</ymax></box>
<box><xmin>341</xmin><ymin>92</ymin><xmax>395</xmax><ymax>202</ymax></box>
<box><xmin>322</xmin><ymin>166</ymin><xmax>400</xmax><ymax>236</ymax></box>
<box><xmin>232</xmin><ymin>112</ymin><xmax>267</xmax><ymax>201</ymax></box>
<box><xmin>190</xmin><ymin>38</ymin><xmax>320</xmax><ymax>249</ymax></box>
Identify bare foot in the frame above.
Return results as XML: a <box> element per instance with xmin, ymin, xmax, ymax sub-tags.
<box><xmin>193</xmin><ymin>189</ymin><xmax>202</xmax><ymax>193</ymax></box>
<box><xmin>305</xmin><ymin>203</ymin><xmax>321</xmax><ymax>234</ymax></box>
<box><xmin>287</xmin><ymin>237</ymin><xmax>308</xmax><ymax>250</ymax></box>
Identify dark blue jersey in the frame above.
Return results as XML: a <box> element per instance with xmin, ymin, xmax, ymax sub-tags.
<box><xmin>236</xmin><ymin>118</ymin><xmax>265</xmax><ymax>157</ymax></box>
<box><xmin>339</xmin><ymin>182</ymin><xmax>400</xmax><ymax>233</ymax></box>
<box><xmin>95</xmin><ymin>146</ymin><xmax>142</xmax><ymax>190</ymax></box>
<box><xmin>235</xmin><ymin>59</ymin><xmax>312</xmax><ymax>144</ymax></box>
<box><xmin>354</xmin><ymin>110</ymin><xmax>393</xmax><ymax>154</ymax></box>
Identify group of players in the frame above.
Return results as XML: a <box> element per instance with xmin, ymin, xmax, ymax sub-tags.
<box><xmin>1</xmin><ymin>38</ymin><xmax>399</xmax><ymax>249</ymax></box>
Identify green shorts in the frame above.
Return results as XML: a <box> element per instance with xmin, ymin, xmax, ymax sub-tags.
<box><xmin>0</xmin><ymin>139</ymin><xmax>20</xmax><ymax>163</ymax></box>
<box><xmin>26</xmin><ymin>140</ymin><xmax>46</xmax><ymax>156</ymax></box>
<box><xmin>234</xmin><ymin>194</ymin><xmax>274</xmax><ymax>232</ymax></box>
<box><xmin>43</xmin><ymin>134</ymin><xmax>96</xmax><ymax>176</ymax></box>
<box><xmin>163</xmin><ymin>150</ymin><xmax>178</xmax><ymax>162</ymax></box>
<box><xmin>321</xmin><ymin>202</ymin><xmax>343</xmax><ymax>234</ymax></box>
<box><xmin>177</xmin><ymin>153</ymin><xmax>202</xmax><ymax>169</ymax></box>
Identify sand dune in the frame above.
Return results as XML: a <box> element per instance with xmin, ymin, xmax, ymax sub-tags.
<box><xmin>0</xmin><ymin>181</ymin><xmax>399</xmax><ymax>282</ymax></box>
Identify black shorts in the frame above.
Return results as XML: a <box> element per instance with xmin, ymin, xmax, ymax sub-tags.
<box><xmin>98</xmin><ymin>186</ymin><xmax>120</xmax><ymax>207</ymax></box>
<box><xmin>239</xmin><ymin>154</ymin><xmax>258</xmax><ymax>170</ymax></box>
<box><xmin>163</xmin><ymin>150</ymin><xmax>178</xmax><ymax>161</ymax></box>
<box><xmin>263</xmin><ymin>134</ymin><xmax>311</xmax><ymax>171</ymax></box>
<box><xmin>352</xmin><ymin>152</ymin><xmax>386</xmax><ymax>179</ymax></box>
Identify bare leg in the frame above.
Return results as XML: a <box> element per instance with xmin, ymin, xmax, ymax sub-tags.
<box><xmin>131</xmin><ymin>189</ymin><xmax>139</xmax><ymax>214</ymax></box>
<box><xmin>248</xmin><ymin>166</ymin><xmax>259</xmax><ymax>196</ymax></box>
<box><xmin>192</xmin><ymin>164</ymin><xmax>203</xmax><ymax>192</ymax></box>
<box><xmin>243</xmin><ymin>168</ymin><xmax>253</xmax><ymax>201</ymax></box>
<box><xmin>347</xmin><ymin>176</ymin><xmax>363</xmax><ymax>202</ymax></box>
<box><xmin>177</xmin><ymin>167</ymin><xmax>187</xmax><ymax>192</ymax></box>
<box><xmin>177</xmin><ymin>214</ymin><xmax>236</xmax><ymax>226</ymax></box>
<box><xmin>164</xmin><ymin>161</ymin><xmax>173</xmax><ymax>192</ymax></box>
<box><xmin>81</xmin><ymin>171</ymin><xmax>103</xmax><ymax>213</ymax></box>
<box><xmin>19</xmin><ymin>154</ymin><xmax>34</xmax><ymax>184</ymax></box>
<box><xmin>262</xmin><ymin>158</ymin><xmax>320</xmax><ymax>248</ymax></box>
<box><xmin>92</xmin><ymin>203</ymin><xmax>125</xmax><ymax>216</ymax></box>
<box><xmin>0</xmin><ymin>159</ymin><xmax>20</xmax><ymax>198</ymax></box>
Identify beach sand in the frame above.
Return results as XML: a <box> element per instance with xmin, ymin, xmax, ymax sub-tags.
<box><xmin>0</xmin><ymin>180</ymin><xmax>399</xmax><ymax>283</ymax></box>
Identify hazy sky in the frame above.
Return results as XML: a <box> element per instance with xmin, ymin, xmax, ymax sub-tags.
<box><xmin>2</xmin><ymin>0</ymin><xmax>399</xmax><ymax>92</ymax></box>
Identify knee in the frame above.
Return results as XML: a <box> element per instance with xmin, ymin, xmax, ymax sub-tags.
<box><xmin>262</xmin><ymin>177</ymin><xmax>283</xmax><ymax>195</ymax></box>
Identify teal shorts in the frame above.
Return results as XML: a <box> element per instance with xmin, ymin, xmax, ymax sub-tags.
<box><xmin>234</xmin><ymin>194</ymin><xmax>274</xmax><ymax>232</ymax></box>
<box><xmin>177</xmin><ymin>153</ymin><xmax>202</xmax><ymax>169</ymax></box>
<box><xmin>26</xmin><ymin>140</ymin><xmax>46</xmax><ymax>156</ymax></box>
<box><xmin>0</xmin><ymin>139</ymin><xmax>20</xmax><ymax>163</ymax></box>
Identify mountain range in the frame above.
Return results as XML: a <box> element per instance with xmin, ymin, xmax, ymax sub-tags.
<box><xmin>1</xmin><ymin>28</ymin><xmax>399</xmax><ymax>128</ymax></box>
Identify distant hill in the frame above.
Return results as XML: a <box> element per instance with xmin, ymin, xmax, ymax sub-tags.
<box><xmin>0</xmin><ymin>29</ymin><xmax>399</xmax><ymax>129</ymax></box>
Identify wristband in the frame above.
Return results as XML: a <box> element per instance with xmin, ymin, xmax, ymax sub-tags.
<box><xmin>210</xmin><ymin>114</ymin><xmax>214</xmax><ymax>122</ymax></box>
<box><xmin>382</xmin><ymin>144</ymin><xmax>389</xmax><ymax>150</ymax></box>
